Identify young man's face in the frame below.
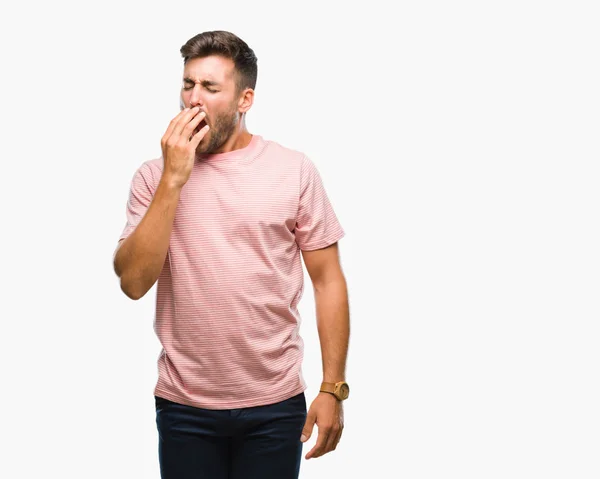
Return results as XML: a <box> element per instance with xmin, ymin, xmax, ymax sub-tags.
<box><xmin>180</xmin><ymin>55</ymin><xmax>243</xmax><ymax>154</ymax></box>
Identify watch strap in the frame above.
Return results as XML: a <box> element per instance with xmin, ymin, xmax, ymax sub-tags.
<box><xmin>320</xmin><ymin>382</ymin><xmax>337</xmax><ymax>394</ymax></box>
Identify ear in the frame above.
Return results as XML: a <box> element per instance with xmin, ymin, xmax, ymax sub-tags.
<box><xmin>237</xmin><ymin>88</ymin><xmax>254</xmax><ymax>113</ymax></box>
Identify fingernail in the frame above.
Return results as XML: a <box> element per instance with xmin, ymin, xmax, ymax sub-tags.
<box><xmin>301</xmin><ymin>435</ymin><xmax>307</xmax><ymax>442</ymax></box>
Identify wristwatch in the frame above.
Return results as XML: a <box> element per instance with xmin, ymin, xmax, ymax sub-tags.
<box><xmin>320</xmin><ymin>381</ymin><xmax>350</xmax><ymax>401</ymax></box>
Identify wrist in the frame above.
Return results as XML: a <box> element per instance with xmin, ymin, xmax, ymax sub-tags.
<box><xmin>319</xmin><ymin>380</ymin><xmax>350</xmax><ymax>401</ymax></box>
<box><xmin>159</xmin><ymin>174</ymin><xmax>185</xmax><ymax>192</ymax></box>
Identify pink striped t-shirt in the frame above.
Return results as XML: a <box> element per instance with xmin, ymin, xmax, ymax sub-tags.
<box><xmin>117</xmin><ymin>134</ymin><xmax>345</xmax><ymax>409</ymax></box>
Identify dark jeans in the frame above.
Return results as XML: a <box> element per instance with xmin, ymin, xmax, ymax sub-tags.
<box><xmin>155</xmin><ymin>392</ymin><xmax>307</xmax><ymax>479</ymax></box>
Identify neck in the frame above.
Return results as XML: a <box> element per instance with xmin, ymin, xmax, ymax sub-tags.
<box><xmin>212</xmin><ymin>116</ymin><xmax>252</xmax><ymax>154</ymax></box>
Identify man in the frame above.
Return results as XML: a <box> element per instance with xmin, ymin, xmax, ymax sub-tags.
<box><xmin>113</xmin><ymin>30</ymin><xmax>350</xmax><ymax>479</ymax></box>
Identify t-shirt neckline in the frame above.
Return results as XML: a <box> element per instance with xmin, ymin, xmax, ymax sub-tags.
<box><xmin>196</xmin><ymin>134</ymin><xmax>263</xmax><ymax>162</ymax></box>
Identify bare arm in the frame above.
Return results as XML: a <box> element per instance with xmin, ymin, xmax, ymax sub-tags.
<box><xmin>300</xmin><ymin>242</ymin><xmax>349</xmax><ymax>459</ymax></box>
<box><xmin>114</xmin><ymin>105</ymin><xmax>209</xmax><ymax>300</ymax></box>
<box><xmin>301</xmin><ymin>242</ymin><xmax>350</xmax><ymax>382</ymax></box>
<box><xmin>113</xmin><ymin>180</ymin><xmax>182</xmax><ymax>300</ymax></box>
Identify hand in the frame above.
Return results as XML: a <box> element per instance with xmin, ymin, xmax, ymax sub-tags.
<box><xmin>160</xmin><ymin>106</ymin><xmax>209</xmax><ymax>189</ymax></box>
<box><xmin>301</xmin><ymin>392</ymin><xmax>344</xmax><ymax>459</ymax></box>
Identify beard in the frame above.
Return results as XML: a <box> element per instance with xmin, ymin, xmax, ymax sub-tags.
<box><xmin>195</xmin><ymin>104</ymin><xmax>239</xmax><ymax>155</ymax></box>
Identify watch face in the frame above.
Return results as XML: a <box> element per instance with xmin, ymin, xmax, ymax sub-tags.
<box><xmin>340</xmin><ymin>383</ymin><xmax>350</xmax><ymax>399</ymax></box>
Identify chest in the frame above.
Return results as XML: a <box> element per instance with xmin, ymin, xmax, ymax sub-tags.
<box><xmin>172</xmin><ymin>167</ymin><xmax>299</xmax><ymax>244</ymax></box>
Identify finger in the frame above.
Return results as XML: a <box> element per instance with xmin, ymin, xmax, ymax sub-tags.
<box><xmin>162</xmin><ymin>108</ymin><xmax>192</xmax><ymax>145</ymax></box>
<box><xmin>182</xmin><ymin>110</ymin><xmax>207</xmax><ymax>142</ymax></box>
<box><xmin>331</xmin><ymin>427</ymin><xmax>343</xmax><ymax>450</ymax></box>
<box><xmin>305</xmin><ymin>428</ymin><xmax>330</xmax><ymax>460</ymax></box>
<box><xmin>189</xmin><ymin>123</ymin><xmax>210</xmax><ymax>147</ymax></box>
<box><xmin>322</xmin><ymin>426</ymin><xmax>340</xmax><ymax>455</ymax></box>
<box><xmin>171</xmin><ymin>106</ymin><xmax>202</xmax><ymax>140</ymax></box>
<box><xmin>301</xmin><ymin>411</ymin><xmax>316</xmax><ymax>444</ymax></box>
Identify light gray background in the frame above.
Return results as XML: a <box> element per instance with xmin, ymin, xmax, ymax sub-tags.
<box><xmin>1</xmin><ymin>1</ymin><xmax>598</xmax><ymax>478</ymax></box>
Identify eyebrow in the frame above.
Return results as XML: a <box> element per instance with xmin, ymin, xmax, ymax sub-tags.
<box><xmin>183</xmin><ymin>77</ymin><xmax>221</xmax><ymax>87</ymax></box>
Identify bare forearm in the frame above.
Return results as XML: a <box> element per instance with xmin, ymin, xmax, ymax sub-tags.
<box><xmin>114</xmin><ymin>179</ymin><xmax>182</xmax><ymax>299</ymax></box>
<box><xmin>314</xmin><ymin>278</ymin><xmax>350</xmax><ymax>382</ymax></box>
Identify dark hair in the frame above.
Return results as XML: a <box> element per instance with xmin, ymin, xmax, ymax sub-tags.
<box><xmin>180</xmin><ymin>31</ymin><xmax>258</xmax><ymax>93</ymax></box>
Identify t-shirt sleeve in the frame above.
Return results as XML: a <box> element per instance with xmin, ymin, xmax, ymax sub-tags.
<box><xmin>118</xmin><ymin>162</ymin><xmax>157</xmax><ymax>244</ymax></box>
<box><xmin>295</xmin><ymin>156</ymin><xmax>345</xmax><ymax>251</ymax></box>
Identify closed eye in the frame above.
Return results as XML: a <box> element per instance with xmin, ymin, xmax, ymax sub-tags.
<box><xmin>182</xmin><ymin>77</ymin><xmax>220</xmax><ymax>93</ymax></box>
<box><xmin>182</xmin><ymin>85</ymin><xmax>218</xmax><ymax>93</ymax></box>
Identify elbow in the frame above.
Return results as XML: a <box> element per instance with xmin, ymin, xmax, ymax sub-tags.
<box><xmin>119</xmin><ymin>276</ymin><xmax>148</xmax><ymax>301</ymax></box>
<box><xmin>113</xmin><ymin>249</ymin><xmax>154</xmax><ymax>300</ymax></box>
<box><xmin>123</xmin><ymin>286</ymin><xmax>144</xmax><ymax>301</ymax></box>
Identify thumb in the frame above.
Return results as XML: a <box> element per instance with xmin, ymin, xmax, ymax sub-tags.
<box><xmin>301</xmin><ymin>411</ymin><xmax>316</xmax><ymax>443</ymax></box>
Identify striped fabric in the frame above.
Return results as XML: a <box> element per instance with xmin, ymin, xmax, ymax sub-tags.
<box><xmin>118</xmin><ymin>134</ymin><xmax>345</xmax><ymax>409</ymax></box>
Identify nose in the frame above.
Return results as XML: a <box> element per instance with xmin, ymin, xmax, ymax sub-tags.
<box><xmin>189</xmin><ymin>85</ymin><xmax>204</xmax><ymax>109</ymax></box>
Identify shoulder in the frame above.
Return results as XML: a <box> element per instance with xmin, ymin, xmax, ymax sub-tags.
<box><xmin>129</xmin><ymin>156</ymin><xmax>164</xmax><ymax>190</ymax></box>
<box><xmin>260</xmin><ymin>136</ymin><xmax>308</xmax><ymax>167</ymax></box>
